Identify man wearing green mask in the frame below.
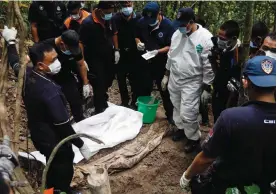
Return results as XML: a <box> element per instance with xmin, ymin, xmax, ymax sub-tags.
<box><xmin>80</xmin><ymin>1</ymin><xmax>117</xmax><ymax>114</ymax></box>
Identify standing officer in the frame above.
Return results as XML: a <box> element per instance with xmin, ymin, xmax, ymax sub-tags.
<box><xmin>210</xmin><ymin>20</ymin><xmax>241</xmax><ymax>123</ymax></box>
<box><xmin>80</xmin><ymin>1</ymin><xmax>116</xmax><ymax>114</ymax></box>
<box><xmin>42</xmin><ymin>30</ymin><xmax>93</xmax><ymax>123</ymax></box>
<box><xmin>112</xmin><ymin>1</ymin><xmax>141</xmax><ymax>108</ymax></box>
<box><xmin>28</xmin><ymin>1</ymin><xmax>67</xmax><ymax>43</ymax></box>
<box><xmin>162</xmin><ymin>8</ymin><xmax>214</xmax><ymax>153</ymax></box>
<box><xmin>135</xmin><ymin>2</ymin><xmax>174</xmax><ymax>122</ymax></box>
<box><xmin>180</xmin><ymin>56</ymin><xmax>276</xmax><ymax>194</ymax></box>
<box><xmin>62</xmin><ymin>1</ymin><xmax>90</xmax><ymax>34</ymax></box>
<box><xmin>2</xmin><ymin>26</ymin><xmax>92</xmax><ymax>194</ymax></box>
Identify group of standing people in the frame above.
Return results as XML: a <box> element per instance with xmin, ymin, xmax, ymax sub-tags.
<box><xmin>0</xmin><ymin>1</ymin><xmax>276</xmax><ymax>194</ymax></box>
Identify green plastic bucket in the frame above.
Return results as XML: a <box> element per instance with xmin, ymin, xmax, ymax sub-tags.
<box><xmin>137</xmin><ymin>96</ymin><xmax>159</xmax><ymax>124</ymax></box>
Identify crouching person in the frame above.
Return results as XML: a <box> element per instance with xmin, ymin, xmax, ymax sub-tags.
<box><xmin>180</xmin><ymin>56</ymin><xmax>276</xmax><ymax>193</ymax></box>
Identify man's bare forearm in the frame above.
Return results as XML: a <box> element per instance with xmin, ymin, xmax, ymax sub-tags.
<box><xmin>78</xmin><ymin>60</ymin><xmax>89</xmax><ymax>85</ymax></box>
<box><xmin>158</xmin><ymin>46</ymin><xmax>170</xmax><ymax>54</ymax></box>
<box><xmin>185</xmin><ymin>152</ymin><xmax>215</xmax><ymax>179</ymax></box>
<box><xmin>31</xmin><ymin>23</ymin><xmax>39</xmax><ymax>43</ymax></box>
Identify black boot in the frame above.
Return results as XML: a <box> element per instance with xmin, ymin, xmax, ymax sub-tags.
<box><xmin>184</xmin><ymin>139</ymin><xmax>200</xmax><ymax>153</ymax></box>
<box><xmin>172</xmin><ymin>129</ymin><xmax>185</xmax><ymax>141</ymax></box>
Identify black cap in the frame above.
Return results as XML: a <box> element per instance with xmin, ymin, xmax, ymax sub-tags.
<box><xmin>67</xmin><ymin>1</ymin><xmax>81</xmax><ymax>13</ymax></box>
<box><xmin>61</xmin><ymin>30</ymin><xmax>81</xmax><ymax>55</ymax></box>
<box><xmin>98</xmin><ymin>1</ymin><xmax>115</xmax><ymax>9</ymax></box>
<box><xmin>173</xmin><ymin>7</ymin><xmax>195</xmax><ymax>28</ymax></box>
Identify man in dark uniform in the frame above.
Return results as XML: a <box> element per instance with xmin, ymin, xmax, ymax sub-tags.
<box><xmin>2</xmin><ymin>26</ymin><xmax>92</xmax><ymax>194</ymax></box>
<box><xmin>180</xmin><ymin>56</ymin><xmax>276</xmax><ymax>194</ymax></box>
<box><xmin>28</xmin><ymin>1</ymin><xmax>67</xmax><ymax>43</ymax></box>
<box><xmin>210</xmin><ymin>20</ymin><xmax>241</xmax><ymax>123</ymax></box>
<box><xmin>135</xmin><ymin>2</ymin><xmax>174</xmax><ymax>122</ymax></box>
<box><xmin>80</xmin><ymin>1</ymin><xmax>116</xmax><ymax>114</ymax></box>
<box><xmin>62</xmin><ymin>1</ymin><xmax>90</xmax><ymax>34</ymax></box>
<box><xmin>112</xmin><ymin>1</ymin><xmax>141</xmax><ymax>108</ymax></box>
<box><xmin>42</xmin><ymin>30</ymin><xmax>93</xmax><ymax>123</ymax></box>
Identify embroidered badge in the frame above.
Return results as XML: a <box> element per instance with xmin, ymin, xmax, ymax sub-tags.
<box><xmin>39</xmin><ymin>5</ymin><xmax>44</xmax><ymax>10</ymax></box>
<box><xmin>261</xmin><ymin>59</ymin><xmax>273</xmax><ymax>74</ymax></box>
<box><xmin>158</xmin><ymin>32</ymin><xmax>163</xmax><ymax>38</ymax></box>
<box><xmin>147</xmin><ymin>12</ymin><xmax>152</xmax><ymax>17</ymax></box>
<box><xmin>177</xmin><ymin>12</ymin><xmax>181</xmax><ymax>19</ymax></box>
<box><xmin>57</xmin><ymin>6</ymin><xmax>61</xmax><ymax>11</ymax></box>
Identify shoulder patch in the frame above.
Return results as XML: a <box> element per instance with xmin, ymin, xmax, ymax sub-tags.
<box><xmin>57</xmin><ymin>6</ymin><xmax>61</xmax><ymax>11</ymax></box>
<box><xmin>261</xmin><ymin>59</ymin><xmax>273</xmax><ymax>74</ymax></box>
<box><xmin>158</xmin><ymin>32</ymin><xmax>163</xmax><ymax>38</ymax></box>
<box><xmin>39</xmin><ymin>5</ymin><xmax>44</xmax><ymax>10</ymax></box>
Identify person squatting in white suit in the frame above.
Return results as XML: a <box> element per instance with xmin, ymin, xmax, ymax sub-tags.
<box><xmin>161</xmin><ymin>8</ymin><xmax>214</xmax><ymax>153</ymax></box>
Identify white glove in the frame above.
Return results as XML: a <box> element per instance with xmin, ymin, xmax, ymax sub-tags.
<box><xmin>83</xmin><ymin>84</ymin><xmax>93</xmax><ymax>99</ymax></box>
<box><xmin>148</xmin><ymin>50</ymin><xmax>159</xmax><ymax>57</ymax></box>
<box><xmin>115</xmin><ymin>51</ymin><xmax>120</xmax><ymax>64</ymax></box>
<box><xmin>79</xmin><ymin>144</ymin><xmax>93</xmax><ymax>160</ymax></box>
<box><xmin>180</xmin><ymin>171</ymin><xmax>191</xmax><ymax>193</ymax></box>
<box><xmin>161</xmin><ymin>75</ymin><xmax>169</xmax><ymax>91</ymax></box>
<box><xmin>137</xmin><ymin>42</ymin><xmax>145</xmax><ymax>51</ymax></box>
<box><xmin>2</xmin><ymin>26</ymin><xmax>17</xmax><ymax>44</ymax></box>
<box><xmin>201</xmin><ymin>90</ymin><xmax>211</xmax><ymax>107</ymax></box>
<box><xmin>227</xmin><ymin>81</ymin><xmax>237</xmax><ymax>92</ymax></box>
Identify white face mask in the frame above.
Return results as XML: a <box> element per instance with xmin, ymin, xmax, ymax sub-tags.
<box><xmin>47</xmin><ymin>59</ymin><xmax>61</xmax><ymax>75</ymax></box>
<box><xmin>149</xmin><ymin>19</ymin><xmax>159</xmax><ymax>27</ymax></box>
<box><xmin>71</xmin><ymin>13</ymin><xmax>81</xmax><ymax>20</ymax></box>
<box><xmin>265</xmin><ymin>50</ymin><xmax>276</xmax><ymax>59</ymax></box>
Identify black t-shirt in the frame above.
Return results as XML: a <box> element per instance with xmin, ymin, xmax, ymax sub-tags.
<box><xmin>79</xmin><ymin>11</ymin><xmax>116</xmax><ymax>64</ymax></box>
<box><xmin>112</xmin><ymin>12</ymin><xmax>141</xmax><ymax>52</ymax></box>
<box><xmin>202</xmin><ymin>101</ymin><xmax>276</xmax><ymax>185</ymax></box>
<box><xmin>28</xmin><ymin>1</ymin><xmax>67</xmax><ymax>41</ymax></box>
<box><xmin>42</xmin><ymin>38</ymin><xmax>83</xmax><ymax>81</ymax></box>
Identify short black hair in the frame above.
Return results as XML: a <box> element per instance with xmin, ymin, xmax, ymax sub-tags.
<box><xmin>195</xmin><ymin>16</ymin><xmax>206</xmax><ymax>28</ymax></box>
<box><xmin>220</xmin><ymin>20</ymin><xmax>240</xmax><ymax>38</ymax></box>
<box><xmin>67</xmin><ymin>1</ymin><xmax>81</xmax><ymax>13</ymax></box>
<box><xmin>98</xmin><ymin>1</ymin><xmax>115</xmax><ymax>9</ymax></box>
<box><xmin>0</xmin><ymin>173</ymin><xmax>10</xmax><ymax>194</ymax></box>
<box><xmin>251</xmin><ymin>21</ymin><xmax>269</xmax><ymax>39</ymax></box>
<box><xmin>29</xmin><ymin>43</ymin><xmax>55</xmax><ymax>66</ymax></box>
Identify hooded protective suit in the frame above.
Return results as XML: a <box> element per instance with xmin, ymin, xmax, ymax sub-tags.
<box><xmin>166</xmin><ymin>24</ymin><xmax>214</xmax><ymax>140</ymax></box>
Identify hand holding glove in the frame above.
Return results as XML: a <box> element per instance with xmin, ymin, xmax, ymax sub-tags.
<box><xmin>115</xmin><ymin>50</ymin><xmax>120</xmax><ymax>64</ymax></box>
<box><xmin>161</xmin><ymin>75</ymin><xmax>169</xmax><ymax>91</ymax></box>
<box><xmin>83</xmin><ymin>84</ymin><xmax>93</xmax><ymax>99</ymax></box>
<box><xmin>137</xmin><ymin>42</ymin><xmax>145</xmax><ymax>51</ymax></box>
<box><xmin>79</xmin><ymin>144</ymin><xmax>93</xmax><ymax>160</ymax></box>
<box><xmin>2</xmin><ymin>26</ymin><xmax>17</xmax><ymax>44</ymax></box>
<box><xmin>180</xmin><ymin>171</ymin><xmax>191</xmax><ymax>193</ymax></box>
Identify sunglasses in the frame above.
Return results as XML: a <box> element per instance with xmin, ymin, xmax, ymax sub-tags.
<box><xmin>261</xmin><ymin>45</ymin><xmax>276</xmax><ymax>53</ymax></box>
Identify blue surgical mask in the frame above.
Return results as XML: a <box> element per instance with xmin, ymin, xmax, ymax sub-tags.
<box><xmin>121</xmin><ymin>7</ymin><xmax>133</xmax><ymax>16</ymax></box>
<box><xmin>62</xmin><ymin>50</ymin><xmax>72</xmax><ymax>55</ymax></box>
<box><xmin>178</xmin><ymin>27</ymin><xmax>191</xmax><ymax>34</ymax></box>
<box><xmin>102</xmin><ymin>12</ymin><xmax>112</xmax><ymax>21</ymax></box>
<box><xmin>149</xmin><ymin>19</ymin><xmax>159</xmax><ymax>27</ymax></box>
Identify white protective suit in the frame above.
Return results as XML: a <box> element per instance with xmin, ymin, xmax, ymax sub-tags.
<box><xmin>166</xmin><ymin>24</ymin><xmax>214</xmax><ymax>140</ymax></box>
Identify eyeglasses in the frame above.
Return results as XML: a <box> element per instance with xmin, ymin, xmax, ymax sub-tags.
<box><xmin>261</xmin><ymin>45</ymin><xmax>276</xmax><ymax>53</ymax></box>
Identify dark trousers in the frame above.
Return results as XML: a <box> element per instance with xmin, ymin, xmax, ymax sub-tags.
<box><xmin>55</xmin><ymin>74</ymin><xmax>84</xmax><ymax>122</ymax></box>
<box><xmin>87</xmin><ymin>57</ymin><xmax>115</xmax><ymax>114</ymax></box>
<box><xmin>200</xmin><ymin>100</ymin><xmax>209</xmax><ymax>124</ymax></box>
<box><xmin>136</xmin><ymin>57</ymin><xmax>173</xmax><ymax>119</ymax></box>
<box><xmin>117</xmin><ymin>51</ymin><xmax>137</xmax><ymax>106</ymax></box>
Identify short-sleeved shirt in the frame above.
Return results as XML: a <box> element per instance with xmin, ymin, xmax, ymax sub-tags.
<box><xmin>28</xmin><ymin>1</ymin><xmax>67</xmax><ymax>41</ymax></box>
<box><xmin>62</xmin><ymin>10</ymin><xmax>90</xmax><ymax>34</ymax></box>
<box><xmin>112</xmin><ymin>12</ymin><xmax>141</xmax><ymax>52</ymax></box>
<box><xmin>136</xmin><ymin>16</ymin><xmax>175</xmax><ymax>52</ymax></box>
<box><xmin>23</xmin><ymin>70</ymin><xmax>70</xmax><ymax>146</ymax></box>
<box><xmin>202</xmin><ymin>101</ymin><xmax>276</xmax><ymax>185</ymax></box>
<box><xmin>42</xmin><ymin>38</ymin><xmax>83</xmax><ymax>81</ymax></box>
<box><xmin>80</xmin><ymin>10</ymin><xmax>117</xmax><ymax>65</ymax></box>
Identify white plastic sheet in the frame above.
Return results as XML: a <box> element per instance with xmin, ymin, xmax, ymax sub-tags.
<box><xmin>19</xmin><ymin>103</ymin><xmax>143</xmax><ymax>164</ymax></box>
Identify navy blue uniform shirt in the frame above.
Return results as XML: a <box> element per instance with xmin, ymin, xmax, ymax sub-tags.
<box><xmin>28</xmin><ymin>1</ymin><xmax>67</xmax><ymax>41</ymax></box>
<box><xmin>135</xmin><ymin>16</ymin><xmax>175</xmax><ymax>52</ymax></box>
<box><xmin>202</xmin><ymin>101</ymin><xmax>276</xmax><ymax>185</ymax></box>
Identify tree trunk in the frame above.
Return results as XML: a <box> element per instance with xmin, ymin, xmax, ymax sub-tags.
<box><xmin>198</xmin><ymin>1</ymin><xmax>203</xmax><ymax>18</ymax></box>
<box><xmin>13</xmin><ymin>0</ymin><xmax>27</xmax><ymax>154</ymax></box>
<box><xmin>0</xmin><ymin>1</ymin><xmax>14</xmax><ymax>139</ymax></box>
